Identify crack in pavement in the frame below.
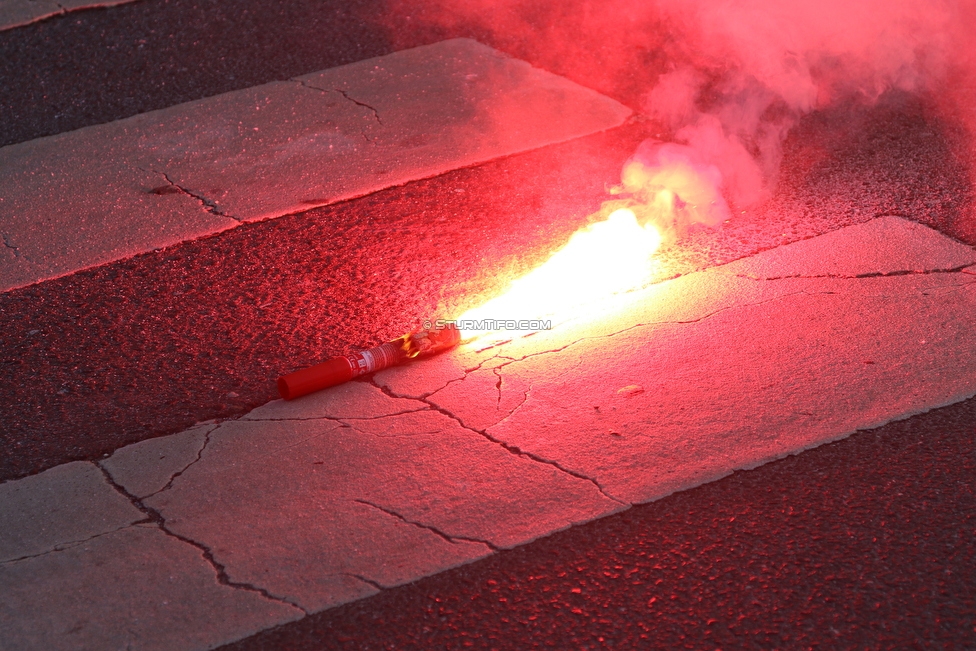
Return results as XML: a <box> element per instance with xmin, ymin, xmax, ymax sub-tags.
<box><xmin>343</xmin><ymin>572</ymin><xmax>383</xmax><ymax>591</ymax></box>
<box><xmin>425</xmin><ymin>359</ymin><xmax>532</xmax><ymax>424</ymax></box>
<box><xmin>93</xmin><ymin>462</ymin><xmax>308</xmax><ymax>615</ymax></box>
<box><xmin>433</xmin><ymin>398</ymin><xmax>627</xmax><ymax>506</ymax></box>
<box><xmin>143</xmin><ymin>423</ymin><xmax>220</xmax><ymax>498</ymax></box>
<box><xmin>293</xmin><ymin>80</ymin><xmax>381</xmax><ymax>143</ymax></box>
<box><xmin>719</xmin><ymin>265</ymin><xmax>976</xmax><ymax>282</ymax></box>
<box><xmin>341</xmin><ymin>406</ymin><xmax>431</xmax><ymax>420</ymax></box>
<box><xmin>147</xmin><ymin>169</ymin><xmax>241</xmax><ymax>222</ymax></box>
<box><xmin>355</xmin><ymin>499</ymin><xmax>500</xmax><ymax>552</ymax></box>
<box><xmin>333</xmin><ymin>89</ymin><xmax>381</xmax><ymax>144</ymax></box>
<box><xmin>1</xmin><ymin>232</ymin><xmax>21</xmax><ymax>258</ymax></box>
<box><xmin>369</xmin><ymin>377</ymin><xmax>627</xmax><ymax>506</ymax></box>
<box><xmin>0</xmin><ymin>520</ymin><xmax>152</xmax><ymax>566</ymax></box>
<box><xmin>0</xmin><ymin>231</ymin><xmax>39</xmax><ymax>265</ymax></box>
<box><xmin>492</xmin><ymin>367</ymin><xmax>504</xmax><ymax>409</ymax></box>
<box><xmin>394</xmin><ymin>352</ymin><xmax>507</xmax><ymax>402</ymax></box>
<box><xmin>332</xmin><ymin>89</ymin><xmax>382</xmax><ymax>125</ymax></box>
<box><xmin>796</xmin><ymin>276</ymin><xmax>976</xmax><ymax>300</ymax></box>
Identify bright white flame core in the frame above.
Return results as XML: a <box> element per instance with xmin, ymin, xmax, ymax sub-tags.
<box><xmin>457</xmin><ymin>209</ymin><xmax>661</xmax><ymax>340</ymax></box>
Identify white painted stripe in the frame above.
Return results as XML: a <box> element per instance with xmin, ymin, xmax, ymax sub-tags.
<box><xmin>0</xmin><ymin>0</ymin><xmax>138</xmax><ymax>31</ymax></box>
<box><xmin>0</xmin><ymin>38</ymin><xmax>632</xmax><ymax>292</ymax></box>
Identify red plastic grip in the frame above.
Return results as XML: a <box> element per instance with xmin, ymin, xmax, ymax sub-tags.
<box><xmin>277</xmin><ymin>341</ymin><xmax>408</xmax><ymax>400</ymax></box>
<box><xmin>277</xmin><ymin>356</ymin><xmax>354</xmax><ymax>401</ymax></box>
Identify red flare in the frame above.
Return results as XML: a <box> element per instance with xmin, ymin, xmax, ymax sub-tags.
<box><xmin>277</xmin><ymin>323</ymin><xmax>461</xmax><ymax>400</ymax></box>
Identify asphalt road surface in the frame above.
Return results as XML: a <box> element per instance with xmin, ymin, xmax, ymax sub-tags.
<box><xmin>2</xmin><ymin>0</ymin><xmax>975</xmax><ymax>648</ymax></box>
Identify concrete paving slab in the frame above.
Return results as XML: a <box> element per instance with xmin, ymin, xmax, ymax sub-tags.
<box><xmin>101</xmin><ymin>421</ymin><xmax>217</xmax><ymax>499</ymax></box>
<box><xmin>420</xmin><ymin>217</ymin><xmax>976</xmax><ymax>504</ymax></box>
<box><xmin>0</xmin><ymin>460</ymin><xmax>142</xmax><ymax>562</ymax></box>
<box><xmin>135</xmin><ymin>410</ymin><xmax>619</xmax><ymax>611</ymax></box>
<box><xmin>291</xmin><ymin>38</ymin><xmax>631</xmax><ymax>213</ymax></box>
<box><xmin>713</xmin><ymin>215</ymin><xmax>976</xmax><ymax>279</ymax></box>
<box><xmin>0</xmin><ymin>525</ymin><xmax>301</xmax><ymax>651</ymax></box>
<box><xmin>363</xmin><ymin>225</ymin><xmax>976</xmax><ymax>509</ymax></box>
<box><xmin>481</xmin><ymin>272</ymin><xmax>976</xmax><ymax>503</ymax></box>
<box><xmin>0</xmin><ymin>0</ymin><xmax>136</xmax><ymax>32</ymax></box>
<box><xmin>0</xmin><ymin>38</ymin><xmax>630</xmax><ymax>292</ymax></box>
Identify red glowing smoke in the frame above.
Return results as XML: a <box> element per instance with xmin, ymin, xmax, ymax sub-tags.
<box><xmin>644</xmin><ymin>0</ymin><xmax>961</xmax><ymax>210</ymax></box>
<box><xmin>384</xmin><ymin>0</ymin><xmax>975</xmax><ymax>232</ymax></box>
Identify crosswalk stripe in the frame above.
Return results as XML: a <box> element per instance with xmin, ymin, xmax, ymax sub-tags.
<box><xmin>0</xmin><ymin>38</ymin><xmax>631</xmax><ymax>293</ymax></box>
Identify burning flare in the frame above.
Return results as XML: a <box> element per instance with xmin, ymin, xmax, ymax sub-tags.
<box><xmin>278</xmin><ymin>156</ymin><xmax>727</xmax><ymax>399</ymax></box>
<box><xmin>456</xmin><ymin>208</ymin><xmax>662</xmax><ymax>340</ymax></box>
<box><xmin>455</xmin><ymin>152</ymin><xmax>731</xmax><ymax>343</ymax></box>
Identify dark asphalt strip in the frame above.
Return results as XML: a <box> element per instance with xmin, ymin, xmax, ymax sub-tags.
<box><xmin>219</xmin><ymin>394</ymin><xmax>976</xmax><ymax>651</ymax></box>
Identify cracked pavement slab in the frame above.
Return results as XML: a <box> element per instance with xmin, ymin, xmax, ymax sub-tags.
<box><xmin>375</xmin><ymin>215</ymin><xmax>976</xmax><ymax>503</ymax></box>
<box><xmin>484</xmin><ymin>271</ymin><xmax>976</xmax><ymax>503</ymax></box>
<box><xmin>100</xmin><ymin>421</ymin><xmax>217</xmax><ymax>499</ymax></box>
<box><xmin>0</xmin><ymin>525</ymin><xmax>301</xmax><ymax>651</ymax></box>
<box><xmin>130</xmin><ymin>404</ymin><xmax>619</xmax><ymax>612</ymax></box>
<box><xmin>2</xmin><ymin>215</ymin><xmax>974</xmax><ymax>649</ymax></box>
<box><xmin>0</xmin><ymin>131</ymin><xmax>235</xmax><ymax>292</ymax></box>
<box><xmin>0</xmin><ymin>38</ymin><xmax>630</xmax><ymax>292</ymax></box>
<box><xmin>0</xmin><ymin>460</ymin><xmax>143</xmax><ymax>563</ymax></box>
<box><xmin>0</xmin><ymin>0</ymin><xmax>137</xmax><ymax>32</ymax></box>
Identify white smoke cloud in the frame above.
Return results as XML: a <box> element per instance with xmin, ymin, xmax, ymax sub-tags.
<box><xmin>626</xmin><ymin>0</ymin><xmax>962</xmax><ymax>230</ymax></box>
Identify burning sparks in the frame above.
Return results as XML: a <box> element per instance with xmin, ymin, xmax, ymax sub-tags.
<box><xmin>455</xmin><ymin>208</ymin><xmax>662</xmax><ymax>341</ymax></box>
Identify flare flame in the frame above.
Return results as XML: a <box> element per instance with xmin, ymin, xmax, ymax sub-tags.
<box><xmin>456</xmin><ymin>208</ymin><xmax>662</xmax><ymax>340</ymax></box>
